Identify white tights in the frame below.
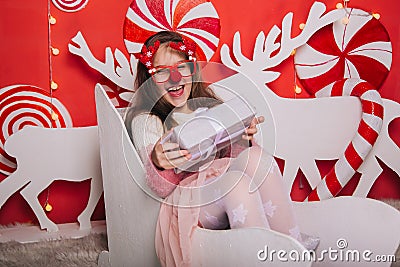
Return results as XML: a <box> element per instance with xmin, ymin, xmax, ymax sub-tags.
<box><xmin>198</xmin><ymin>146</ymin><xmax>302</xmax><ymax>242</ymax></box>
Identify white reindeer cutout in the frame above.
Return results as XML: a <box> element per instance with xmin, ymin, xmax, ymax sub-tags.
<box><xmin>0</xmin><ymin>125</ymin><xmax>102</xmax><ymax>232</ymax></box>
<box><xmin>219</xmin><ymin>3</ymin><xmax>400</xmax><ymax>197</ymax></box>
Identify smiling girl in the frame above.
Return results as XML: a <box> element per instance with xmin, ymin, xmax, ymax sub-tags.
<box><xmin>124</xmin><ymin>31</ymin><xmax>318</xmax><ymax>266</ymax></box>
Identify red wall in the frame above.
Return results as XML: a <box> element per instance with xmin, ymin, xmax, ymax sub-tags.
<box><xmin>0</xmin><ymin>0</ymin><xmax>399</xmax><ymax>226</ymax></box>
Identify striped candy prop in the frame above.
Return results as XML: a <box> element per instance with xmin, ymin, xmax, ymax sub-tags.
<box><xmin>0</xmin><ymin>85</ymin><xmax>73</xmax><ymax>175</ymax></box>
<box><xmin>51</xmin><ymin>0</ymin><xmax>89</xmax><ymax>12</ymax></box>
<box><xmin>306</xmin><ymin>79</ymin><xmax>384</xmax><ymax>201</ymax></box>
<box><xmin>123</xmin><ymin>0</ymin><xmax>220</xmax><ymax>61</ymax></box>
<box><xmin>294</xmin><ymin>8</ymin><xmax>392</xmax><ymax>95</ymax></box>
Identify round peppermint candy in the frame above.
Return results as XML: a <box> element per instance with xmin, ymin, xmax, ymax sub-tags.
<box><xmin>123</xmin><ymin>0</ymin><xmax>221</xmax><ymax>61</ymax></box>
<box><xmin>294</xmin><ymin>8</ymin><xmax>392</xmax><ymax>95</ymax></box>
<box><xmin>51</xmin><ymin>0</ymin><xmax>88</xmax><ymax>12</ymax></box>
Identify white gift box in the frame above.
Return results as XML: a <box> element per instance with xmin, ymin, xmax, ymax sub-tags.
<box><xmin>169</xmin><ymin>97</ymin><xmax>256</xmax><ymax>172</ymax></box>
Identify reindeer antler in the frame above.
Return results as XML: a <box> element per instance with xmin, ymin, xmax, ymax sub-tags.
<box><xmin>68</xmin><ymin>31</ymin><xmax>136</xmax><ymax>91</ymax></box>
<box><xmin>221</xmin><ymin>2</ymin><xmax>344</xmax><ymax>84</ymax></box>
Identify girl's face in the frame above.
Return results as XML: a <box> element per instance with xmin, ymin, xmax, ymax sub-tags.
<box><xmin>152</xmin><ymin>45</ymin><xmax>193</xmax><ymax>113</ymax></box>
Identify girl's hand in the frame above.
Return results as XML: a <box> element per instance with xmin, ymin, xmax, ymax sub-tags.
<box><xmin>242</xmin><ymin>116</ymin><xmax>264</xmax><ymax>141</ymax></box>
<box><xmin>151</xmin><ymin>131</ymin><xmax>191</xmax><ymax>170</ymax></box>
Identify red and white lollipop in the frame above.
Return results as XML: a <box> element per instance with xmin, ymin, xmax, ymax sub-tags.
<box><xmin>0</xmin><ymin>85</ymin><xmax>73</xmax><ymax>175</ymax></box>
<box><xmin>123</xmin><ymin>0</ymin><xmax>221</xmax><ymax>61</ymax></box>
<box><xmin>294</xmin><ymin>8</ymin><xmax>392</xmax><ymax>95</ymax></box>
<box><xmin>51</xmin><ymin>0</ymin><xmax>89</xmax><ymax>12</ymax></box>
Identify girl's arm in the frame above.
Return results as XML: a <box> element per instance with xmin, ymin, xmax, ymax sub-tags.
<box><xmin>131</xmin><ymin>114</ymin><xmax>185</xmax><ymax>198</ymax></box>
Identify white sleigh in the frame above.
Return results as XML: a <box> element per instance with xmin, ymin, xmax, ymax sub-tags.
<box><xmin>95</xmin><ymin>84</ymin><xmax>399</xmax><ymax>267</ymax></box>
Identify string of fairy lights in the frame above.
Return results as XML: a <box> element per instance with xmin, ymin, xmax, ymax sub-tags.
<box><xmin>43</xmin><ymin>0</ymin><xmax>60</xmax><ymax>213</ymax></box>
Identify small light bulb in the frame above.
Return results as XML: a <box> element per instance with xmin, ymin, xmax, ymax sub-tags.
<box><xmin>290</xmin><ymin>49</ymin><xmax>296</xmax><ymax>56</ymax></box>
<box><xmin>51</xmin><ymin>112</ymin><xmax>59</xmax><ymax>121</ymax></box>
<box><xmin>51</xmin><ymin>47</ymin><xmax>60</xmax><ymax>55</ymax></box>
<box><xmin>299</xmin><ymin>23</ymin><xmax>305</xmax><ymax>30</ymax></box>
<box><xmin>45</xmin><ymin>203</ymin><xmax>53</xmax><ymax>212</ymax></box>
<box><xmin>49</xmin><ymin>16</ymin><xmax>57</xmax><ymax>25</ymax></box>
<box><xmin>372</xmin><ymin>13</ymin><xmax>380</xmax><ymax>19</ymax></box>
<box><xmin>336</xmin><ymin>3</ymin><xmax>343</xmax><ymax>9</ymax></box>
<box><xmin>341</xmin><ymin>17</ymin><xmax>349</xmax><ymax>25</ymax></box>
<box><xmin>295</xmin><ymin>85</ymin><xmax>302</xmax><ymax>94</ymax></box>
<box><xmin>51</xmin><ymin>81</ymin><xmax>58</xmax><ymax>90</ymax></box>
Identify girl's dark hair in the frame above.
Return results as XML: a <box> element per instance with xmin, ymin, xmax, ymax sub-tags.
<box><xmin>125</xmin><ymin>31</ymin><xmax>222</xmax><ymax>134</ymax></box>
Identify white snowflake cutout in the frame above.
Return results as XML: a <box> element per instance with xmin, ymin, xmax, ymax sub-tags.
<box><xmin>263</xmin><ymin>200</ymin><xmax>277</xmax><ymax>218</ymax></box>
<box><xmin>289</xmin><ymin>225</ymin><xmax>301</xmax><ymax>241</ymax></box>
<box><xmin>231</xmin><ymin>203</ymin><xmax>248</xmax><ymax>226</ymax></box>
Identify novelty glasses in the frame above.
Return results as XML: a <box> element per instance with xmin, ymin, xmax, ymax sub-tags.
<box><xmin>151</xmin><ymin>60</ymin><xmax>196</xmax><ymax>83</ymax></box>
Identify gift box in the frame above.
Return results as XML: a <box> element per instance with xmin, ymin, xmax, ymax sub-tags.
<box><xmin>170</xmin><ymin>97</ymin><xmax>256</xmax><ymax>173</ymax></box>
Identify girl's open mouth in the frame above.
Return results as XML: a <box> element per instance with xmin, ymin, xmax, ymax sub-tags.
<box><xmin>166</xmin><ymin>85</ymin><xmax>184</xmax><ymax>97</ymax></box>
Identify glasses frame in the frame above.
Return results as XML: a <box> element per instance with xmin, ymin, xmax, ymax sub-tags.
<box><xmin>150</xmin><ymin>60</ymin><xmax>197</xmax><ymax>84</ymax></box>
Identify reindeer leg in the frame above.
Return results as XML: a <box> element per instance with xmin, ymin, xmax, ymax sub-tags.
<box><xmin>375</xmin><ymin>135</ymin><xmax>400</xmax><ymax>177</ymax></box>
<box><xmin>0</xmin><ymin>170</ymin><xmax>29</xmax><ymax>208</ymax></box>
<box><xmin>355</xmin><ymin>133</ymin><xmax>400</xmax><ymax>197</ymax></box>
<box><xmin>282</xmin><ymin>160</ymin><xmax>300</xmax><ymax>192</ymax></box>
<box><xmin>20</xmin><ymin>180</ymin><xmax>58</xmax><ymax>232</ymax></box>
<box><xmin>354</xmin><ymin>157</ymin><xmax>383</xmax><ymax>197</ymax></box>
<box><xmin>299</xmin><ymin>160</ymin><xmax>321</xmax><ymax>189</ymax></box>
<box><xmin>77</xmin><ymin>176</ymin><xmax>103</xmax><ymax>230</ymax></box>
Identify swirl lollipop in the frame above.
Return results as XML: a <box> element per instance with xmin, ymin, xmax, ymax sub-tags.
<box><xmin>0</xmin><ymin>85</ymin><xmax>73</xmax><ymax>175</ymax></box>
<box><xmin>294</xmin><ymin>8</ymin><xmax>392</xmax><ymax>95</ymax></box>
<box><xmin>51</xmin><ymin>0</ymin><xmax>89</xmax><ymax>12</ymax></box>
<box><xmin>123</xmin><ymin>0</ymin><xmax>221</xmax><ymax>61</ymax></box>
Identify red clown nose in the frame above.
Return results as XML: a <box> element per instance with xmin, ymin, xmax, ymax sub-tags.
<box><xmin>169</xmin><ymin>67</ymin><xmax>182</xmax><ymax>83</ymax></box>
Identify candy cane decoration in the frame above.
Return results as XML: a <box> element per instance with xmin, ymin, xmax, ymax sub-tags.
<box><xmin>51</xmin><ymin>0</ymin><xmax>89</xmax><ymax>12</ymax></box>
<box><xmin>306</xmin><ymin>78</ymin><xmax>384</xmax><ymax>201</ymax></box>
<box><xmin>0</xmin><ymin>85</ymin><xmax>73</xmax><ymax>175</ymax></box>
<box><xmin>123</xmin><ymin>0</ymin><xmax>220</xmax><ymax>61</ymax></box>
<box><xmin>294</xmin><ymin>8</ymin><xmax>392</xmax><ymax>95</ymax></box>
